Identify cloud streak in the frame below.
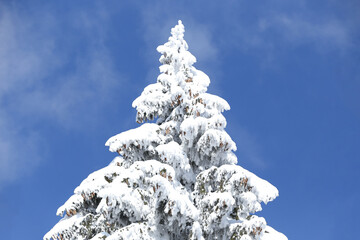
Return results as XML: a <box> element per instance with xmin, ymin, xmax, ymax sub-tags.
<box><xmin>257</xmin><ymin>14</ymin><xmax>351</xmax><ymax>52</ymax></box>
<box><xmin>0</xmin><ymin>113</ymin><xmax>43</xmax><ymax>184</ymax></box>
<box><xmin>217</xmin><ymin>3</ymin><xmax>354</xmax><ymax>56</ymax></box>
<box><xmin>0</xmin><ymin>3</ymin><xmax>123</xmax><ymax>187</ymax></box>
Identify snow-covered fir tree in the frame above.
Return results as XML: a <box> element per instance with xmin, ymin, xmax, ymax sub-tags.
<box><xmin>44</xmin><ymin>21</ymin><xmax>287</xmax><ymax>240</ymax></box>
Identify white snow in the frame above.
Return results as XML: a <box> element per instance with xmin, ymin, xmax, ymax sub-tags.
<box><xmin>45</xmin><ymin>20</ymin><xmax>287</xmax><ymax>240</ymax></box>
<box><xmin>105</xmin><ymin>123</ymin><xmax>162</xmax><ymax>153</ymax></box>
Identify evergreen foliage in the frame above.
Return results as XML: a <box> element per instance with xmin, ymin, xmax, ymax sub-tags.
<box><xmin>45</xmin><ymin>21</ymin><xmax>287</xmax><ymax>240</ymax></box>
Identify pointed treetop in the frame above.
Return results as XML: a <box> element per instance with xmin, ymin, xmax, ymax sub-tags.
<box><xmin>170</xmin><ymin>20</ymin><xmax>185</xmax><ymax>41</ymax></box>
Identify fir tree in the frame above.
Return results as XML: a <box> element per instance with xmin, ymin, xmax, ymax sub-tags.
<box><xmin>44</xmin><ymin>20</ymin><xmax>287</xmax><ymax>240</ymax></box>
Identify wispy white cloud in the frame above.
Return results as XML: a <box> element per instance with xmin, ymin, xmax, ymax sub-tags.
<box><xmin>221</xmin><ymin>5</ymin><xmax>353</xmax><ymax>55</ymax></box>
<box><xmin>200</xmin><ymin>2</ymin><xmax>356</xmax><ymax>73</ymax></box>
<box><xmin>0</xmin><ymin>6</ymin><xmax>49</xmax><ymax>187</ymax></box>
<box><xmin>0</xmin><ymin>112</ymin><xmax>43</xmax><ymax>185</ymax></box>
<box><xmin>0</xmin><ymin>9</ymin><xmax>55</xmax><ymax>97</ymax></box>
<box><xmin>0</xmin><ymin>3</ymin><xmax>124</xmax><ymax>187</ymax></box>
<box><xmin>10</xmin><ymin>47</ymin><xmax>121</xmax><ymax>127</ymax></box>
<box><xmin>265</xmin><ymin>15</ymin><xmax>350</xmax><ymax>50</ymax></box>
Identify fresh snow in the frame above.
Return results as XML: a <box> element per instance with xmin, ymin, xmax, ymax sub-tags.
<box><xmin>45</xmin><ymin>20</ymin><xmax>287</xmax><ymax>240</ymax></box>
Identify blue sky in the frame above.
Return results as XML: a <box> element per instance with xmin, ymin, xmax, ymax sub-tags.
<box><xmin>0</xmin><ymin>0</ymin><xmax>359</xmax><ymax>239</ymax></box>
